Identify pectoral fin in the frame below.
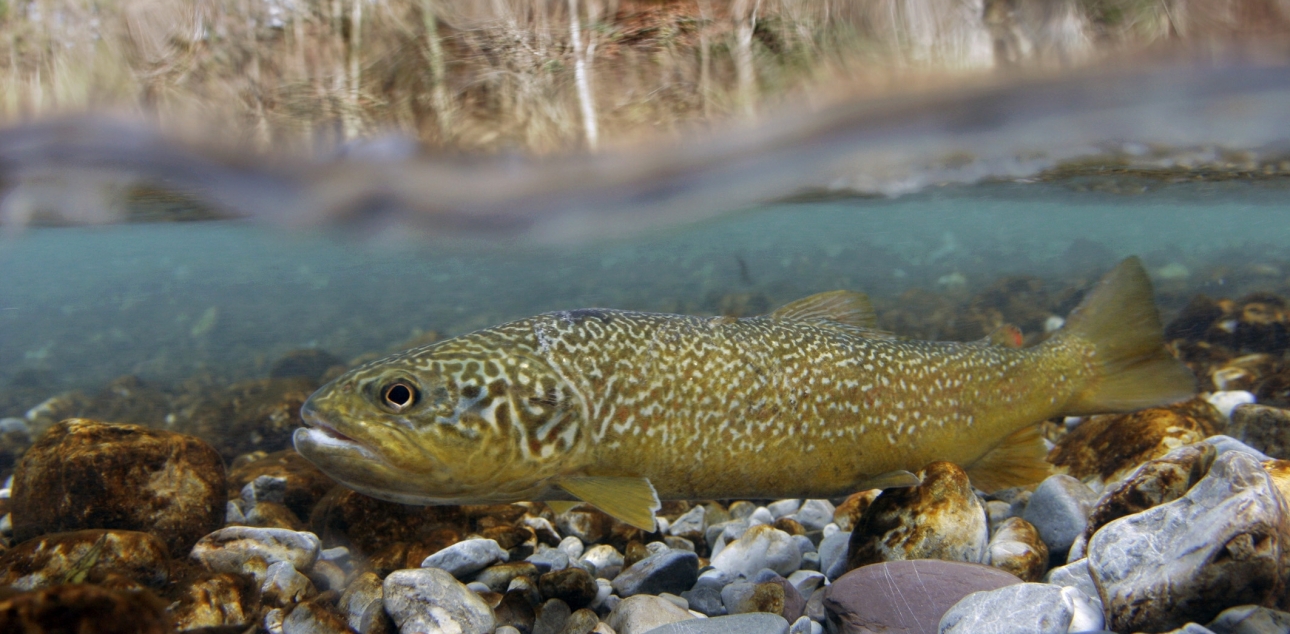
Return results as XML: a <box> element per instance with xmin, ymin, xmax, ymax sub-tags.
<box><xmin>857</xmin><ymin>470</ymin><xmax>921</xmax><ymax>490</ymax></box>
<box><xmin>557</xmin><ymin>476</ymin><xmax>661</xmax><ymax>532</ymax></box>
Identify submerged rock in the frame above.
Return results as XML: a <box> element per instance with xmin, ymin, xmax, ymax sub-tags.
<box><xmin>711</xmin><ymin>525</ymin><xmax>800</xmax><ymax>578</ymax></box>
<box><xmin>845</xmin><ymin>461</ymin><xmax>987</xmax><ymax>571</ymax></box>
<box><xmin>986</xmin><ymin>517</ymin><xmax>1048</xmax><ymax>582</ymax></box>
<box><xmin>383</xmin><ymin>568</ymin><xmax>496</xmax><ymax>634</ymax></box>
<box><xmin>0</xmin><ymin>583</ymin><xmax>171</xmax><ymax>634</ymax></box>
<box><xmin>1088</xmin><ymin>451</ymin><xmax>1290</xmax><ymax>632</ymax></box>
<box><xmin>606</xmin><ymin>594</ymin><xmax>695</xmax><ymax>634</ymax></box>
<box><xmin>0</xmin><ymin>529</ymin><xmax>170</xmax><ymax>590</ymax></box>
<box><xmin>9</xmin><ymin>418</ymin><xmax>226</xmax><ymax>556</ymax></box>
<box><xmin>937</xmin><ymin>582</ymin><xmax>1104</xmax><ymax>633</ymax></box>
<box><xmin>646</xmin><ymin>613</ymin><xmax>790</xmax><ymax>634</ymax></box>
<box><xmin>190</xmin><ymin>526</ymin><xmax>321</xmax><ymax>576</ymax></box>
<box><xmin>421</xmin><ymin>538</ymin><xmax>509</xmax><ymax>578</ymax></box>
<box><xmin>1021</xmin><ymin>475</ymin><xmax>1096</xmax><ymax>562</ymax></box>
<box><xmin>1083</xmin><ymin>442</ymin><xmax>1216</xmax><ymax>543</ymax></box>
<box><xmin>1230</xmin><ymin>404</ymin><xmax>1290</xmax><ymax>460</ymax></box>
<box><xmin>824</xmin><ymin>560</ymin><xmax>1021</xmax><ymax>634</ymax></box>
<box><xmin>612</xmin><ymin>548</ymin><xmax>699</xmax><ymax>597</ymax></box>
<box><xmin>226</xmin><ymin>449</ymin><xmax>337</xmax><ymax>522</ymax></box>
<box><xmin>168</xmin><ymin>571</ymin><xmax>260</xmax><ymax>630</ymax></box>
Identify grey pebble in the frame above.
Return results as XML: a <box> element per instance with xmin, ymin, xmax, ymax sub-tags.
<box><xmin>559</xmin><ymin>609</ymin><xmax>601</xmax><ymax>634</ymax></box>
<box><xmin>1044</xmin><ymin>558</ymin><xmax>1103</xmax><ymax>617</ymax></box>
<box><xmin>529</xmin><ymin>544</ymin><xmax>572</xmax><ymax>573</ymax></box>
<box><xmin>190</xmin><ymin>526</ymin><xmax>321</xmax><ymax>575</ymax></box>
<box><xmin>383</xmin><ymin>568</ymin><xmax>496</xmax><ymax>634</ymax></box>
<box><xmin>681</xmin><ymin>585</ymin><xmax>726</xmax><ymax>617</ymax></box>
<box><xmin>786</xmin><ymin>570</ymin><xmax>825</xmax><ymax>597</ymax></box>
<box><xmin>1207</xmin><ymin>604</ymin><xmax>1290</xmax><ymax>634</ymax></box>
<box><xmin>790</xmin><ymin>535</ymin><xmax>816</xmax><ymax>555</ymax></box>
<box><xmin>788</xmin><ymin>500</ymin><xmax>835</xmax><ymax>532</ymax></box>
<box><xmin>281</xmin><ymin>601</ymin><xmax>351</xmax><ymax>634</ymax></box>
<box><xmin>798</xmin><ymin>552</ymin><xmax>820</xmax><ymax>572</ymax></box>
<box><xmin>1022</xmin><ymin>475</ymin><xmax>1097</xmax><ymax>559</ymax></box>
<box><xmin>768</xmin><ymin>500</ymin><xmax>802</xmax><ymax>519</ymax></box>
<box><xmin>938</xmin><ymin>582</ymin><xmax>1103</xmax><ymax>634</ymax></box>
<box><xmin>534</xmin><ymin>598</ymin><xmax>572</xmax><ymax>634</ymax></box>
<box><xmin>337</xmin><ymin>572</ymin><xmax>384</xmax><ymax>634</ymax></box>
<box><xmin>659</xmin><ymin>592</ymin><xmax>689</xmax><ymax>610</ymax></box>
<box><xmin>729</xmin><ymin>501</ymin><xmax>758</xmax><ymax>520</ymax></box>
<box><xmin>670</xmin><ymin>506</ymin><xmax>707</xmax><ymax>536</ymax></box>
<box><xmin>815</xmin><ymin>531</ymin><xmax>849</xmax><ymax>581</ymax></box>
<box><xmin>497</xmin><ymin>627</ymin><xmax>523</xmax><ymax>634</ymax></box>
<box><xmin>246</xmin><ymin>474</ymin><xmax>288</xmax><ymax>505</ymax></box>
<box><xmin>710</xmin><ymin>526</ymin><xmax>801</xmax><ymax>578</ymax></box>
<box><xmin>750</xmin><ymin>507</ymin><xmax>775</xmax><ymax>525</ymax></box>
<box><xmin>665</xmin><ymin>536</ymin><xmax>697</xmax><ymax>552</ymax></box>
<box><xmin>644</xmin><ymin>613</ymin><xmax>789</xmax><ymax>634</ymax></box>
<box><xmin>560</xmin><ymin>536</ymin><xmax>585</xmax><ymax>560</ymax></box>
<box><xmin>581</xmin><ymin>544</ymin><xmax>624</xmax><ymax>579</ymax></box>
<box><xmin>260</xmin><ymin>560</ymin><xmax>312</xmax><ymax>607</ymax></box>
<box><xmin>612</xmin><ymin>549</ymin><xmax>700</xmax><ymax>597</ymax></box>
<box><xmin>707</xmin><ymin>519</ymin><xmax>752</xmax><ymax>551</ymax></box>
<box><xmin>422</xmin><ymin>538</ymin><xmax>509</xmax><ymax>578</ymax></box>
<box><xmin>606</xmin><ymin>594</ymin><xmax>695</xmax><ymax>634</ymax></box>
<box><xmin>788</xmin><ymin>615</ymin><xmax>812</xmax><ymax>634</ymax></box>
<box><xmin>225</xmin><ymin>500</ymin><xmax>246</xmax><ymax>525</ymax></box>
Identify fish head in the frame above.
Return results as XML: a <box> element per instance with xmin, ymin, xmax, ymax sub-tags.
<box><xmin>293</xmin><ymin>333</ymin><xmax>588</xmax><ymax>504</ymax></box>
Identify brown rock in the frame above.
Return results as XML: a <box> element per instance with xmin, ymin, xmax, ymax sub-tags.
<box><xmin>832</xmin><ymin>490</ymin><xmax>881</xmax><ymax>532</ymax></box>
<box><xmin>483</xmin><ymin>524</ymin><xmax>537</xmax><ymax>551</ymax></box>
<box><xmin>0</xmin><ymin>583</ymin><xmax>172</xmax><ymax>634</ymax></box>
<box><xmin>985</xmin><ymin>518</ymin><xmax>1048</xmax><ymax>582</ymax></box>
<box><xmin>281</xmin><ymin>595</ymin><xmax>355</xmax><ymax>634</ymax></box>
<box><xmin>539</xmin><ymin>567</ymin><xmax>599</xmax><ymax>610</ymax></box>
<box><xmin>824</xmin><ymin>560</ymin><xmax>1022</xmax><ymax>634</ymax></box>
<box><xmin>1258</xmin><ymin>368</ymin><xmax>1290</xmax><ymax>407</ymax></box>
<box><xmin>496</xmin><ymin>589</ymin><xmax>538</xmax><ymax>634</ymax></box>
<box><xmin>177</xmin><ymin>377</ymin><xmax>316</xmax><ymax>460</ymax></box>
<box><xmin>846</xmin><ymin>462</ymin><xmax>988</xmax><ymax>572</ymax></box>
<box><xmin>474</xmin><ymin>561</ymin><xmax>540</xmax><ymax>593</ymax></box>
<box><xmin>226</xmin><ymin>450</ymin><xmax>337</xmax><ymax>521</ymax></box>
<box><xmin>1262</xmin><ymin>459</ymin><xmax>1290</xmax><ymax>507</ymax></box>
<box><xmin>1210</xmin><ymin>353</ymin><xmax>1278</xmax><ymax>392</ymax></box>
<box><xmin>1232</xmin><ymin>404</ymin><xmax>1290</xmax><ymax>459</ymax></box>
<box><xmin>0</xmin><ymin>530</ymin><xmax>170</xmax><ymax>590</ymax></box>
<box><xmin>167</xmin><ymin>572</ymin><xmax>260</xmax><ymax>630</ymax></box>
<box><xmin>1049</xmin><ymin>399</ymin><xmax>1220</xmax><ymax>489</ymax></box>
<box><xmin>338</xmin><ymin>571</ymin><xmax>393</xmax><ymax>634</ymax></box>
<box><xmin>1085</xmin><ymin>442</ymin><xmax>1217</xmax><ymax>541</ymax></box>
<box><xmin>308</xmin><ymin>487</ymin><xmax>465</xmax><ymax>556</ymax></box>
<box><xmin>554</xmin><ymin>506</ymin><xmax>613</xmax><ymax>544</ymax></box>
<box><xmin>10</xmin><ymin>419</ymin><xmax>226</xmax><ymax>556</ymax></box>
<box><xmin>243</xmin><ymin>501</ymin><xmax>307</xmax><ymax>531</ymax></box>
<box><xmin>772</xmin><ymin>518</ymin><xmax>805</xmax><ymax>536</ymax></box>
<box><xmin>558</xmin><ymin>608</ymin><xmax>600</xmax><ymax>634</ymax></box>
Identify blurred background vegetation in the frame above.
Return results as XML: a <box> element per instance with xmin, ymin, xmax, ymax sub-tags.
<box><xmin>2</xmin><ymin>0</ymin><xmax>1288</xmax><ymax>154</ymax></box>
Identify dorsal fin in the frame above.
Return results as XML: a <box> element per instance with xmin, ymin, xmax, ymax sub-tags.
<box><xmin>770</xmin><ymin>290</ymin><xmax>878</xmax><ymax>328</ymax></box>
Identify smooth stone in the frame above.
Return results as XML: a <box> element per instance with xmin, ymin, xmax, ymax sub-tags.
<box><xmin>612</xmin><ymin>549</ymin><xmax>700</xmax><ymax>597</ymax></box>
<box><xmin>644</xmin><ymin>613</ymin><xmax>790</xmax><ymax>634</ymax></box>
<box><xmin>384</xmin><ymin>567</ymin><xmax>496</xmax><ymax>634</ymax></box>
<box><xmin>769</xmin><ymin>500</ymin><xmax>802</xmax><ymax>519</ymax></box>
<box><xmin>590</xmin><ymin>578</ymin><xmax>613</xmax><ymax>611</ymax></box>
<box><xmin>1044</xmin><ymin>558</ymin><xmax>1102</xmax><ymax>616</ymax></box>
<box><xmin>790</xmin><ymin>501</ymin><xmax>835</xmax><ymax>532</ymax></box>
<box><xmin>799</xmin><ymin>552</ymin><xmax>820</xmax><ymax>572</ymax></box>
<box><xmin>682</xmin><ymin>585</ymin><xmax>727</xmax><ymax>616</ymax></box>
<box><xmin>9</xmin><ymin>418</ymin><xmax>226</xmax><ymax>557</ymax></box>
<box><xmin>729</xmin><ymin>502</ymin><xmax>758</xmax><ymax>520</ymax></box>
<box><xmin>560</xmin><ymin>536</ymin><xmax>586</xmax><ymax>559</ymax></box>
<box><xmin>1205</xmin><ymin>434</ymin><xmax>1274</xmax><ymax>462</ymax></box>
<box><xmin>495</xmin><ymin>590</ymin><xmax>538</xmax><ymax>633</ymax></box>
<box><xmin>937</xmin><ymin>582</ymin><xmax>1103</xmax><ymax>633</ymax></box>
<box><xmin>670</xmin><ymin>506</ymin><xmax>708</xmax><ymax>538</ymax></box>
<box><xmin>474</xmin><ymin>561</ymin><xmax>541</xmax><ymax>593</ymax></box>
<box><xmin>706</xmin><ymin>519</ymin><xmax>752</xmax><ymax>551</ymax></box>
<box><xmin>261</xmin><ymin>560</ymin><xmax>314</xmax><ymax>607</ymax></box>
<box><xmin>790</xmin><ymin>535</ymin><xmax>816</xmax><ymax>555</ymax></box>
<box><xmin>529</xmin><ymin>544</ymin><xmax>572</xmax><ymax>573</ymax></box>
<box><xmin>824</xmin><ymin>560</ymin><xmax>1022</xmax><ymax>634</ymax></box>
<box><xmin>338</xmin><ymin>571</ymin><xmax>389</xmax><ymax>634</ymax></box>
<box><xmin>1089</xmin><ymin>451</ymin><xmax>1290</xmax><ymax>632</ymax></box>
<box><xmin>666</xmin><ymin>536</ymin><xmax>697</xmax><ymax>552</ymax></box>
<box><xmin>788</xmin><ymin>615</ymin><xmax>811</xmax><ymax>634</ymax></box>
<box><xmin>423</xmin><ymin>538</ymin><xmax>510</xmax><ymax>578</ymax></box>
<box><xmin>499</xmin><ymin>627</ymin><xmax>524</xmax><ymax>634</ymax></box>
<box><xmin>0</xmin><ymin>529</ymin><xmax>170</xmax><ymax>590</ymax></box>
<box><xmin>524</xmin><ymin>516</ymin><xmax>564</xmax><ymax>545</ymax></box>
<box><xmin>559</xmin><ymin>608</ymin><xmax>601</xmax><ymax>634</ymax></box>
<box><xmin>1206</xmin><ymin>604</ymin><xmax>1290</xmax><ymax>633</ymax></box>
<box><xmin>282</xmin><ymin>597</ymin><xmax>355</xmax><ymax>634</ymax></box>
<box><xmin>581</xmin><ymin>544</ymin><xmax>625</xmax><ymax>579</ymax></box>
<box><xmin>540</xmin><ymin>566</ymin><xmax>599</xmax><ymax>610</ymax></box>
<box><xmin>1162</xmin><ymin>626</ymin><xmax>1219</xmax><ymax>634</ymax></box>
<box><xmin>985</xmin><ymin>500</ymin><xmax>1013</xmax><ymax>535</ymax></box>
<box><xmin>660</xmin><ymin>592</ymin><xmax>690</xmax><ymax>610</ymax></box>
<box><xmin>816</xmin><ymin>531</ymin><xmax>849</xmax><ymax>581</ymax></box>
<box><xmin>606</xmin><ymin>594</ymin><xmax>695</xmax><ymax>634</ymax></box>
<box><xmin>750</xmin><ymin>507</ymin><xmax>775</xmax><ymax>525</ymax></box>
<box><xmin>190</xmin><ymin>526</ymin><xmax>321</xmax><ymax>575</ymax></box>
<box><xmin>1084</xmin><ymin>442</ymin><xmax>1217</xmax><ymax>542</ymax></box>
<box><xmin>1207</xmin><ymin>391</ymin><xmax>1257</xmax><ymax>419</ymax></box>
<box><xmin>244</xmin><ymin>474</ymin><xmax>289</xmax><ymax>506</ymax></box>
<box><xmin>986</xmin><ymin>517</ymin><xmax>1049</xmax><ymax>582</ymax></box>
<box><xmin>1231</xmin><ymin>404</ymin><xmax>1290</xmax><ymax>459</ymax></box>
<box><xmin>846</xmin><ymin>462</ymin><xmax>988</xmax><ymax>571</ymax></box>
<box><xmin>1021</xmin><ymin>475</ymin><xmax>1097</xmax><ymax>560</ymax></box>
<box><xmin>226</xmin><ymin>450</ymin><xmax>338</xmax><ymax>522</ymax></box>
<box><xmin>556</xmin><ymin>507</ymin><xmax>613</xmax><ymax>544</ymax></box>
<box><xmin>723</xmin><ymin>577</ymin><xmax>805</xmax><ymax>621</ymax></box>
<box><xmin>534</xmin><ymin>598</ymin><xmax>572</xmax><ymax>634</ymax></box>
<box><xmin>786</xmin><ymin>570</ymin><xmax>825</xmax><ymax>597</ymax></box>
<box><xmin>711</xmin><ymin>525</ymin><xmax>801</xmax><ymax>578</ymax></box>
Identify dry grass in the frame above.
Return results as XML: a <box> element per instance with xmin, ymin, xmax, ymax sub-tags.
<box><xmin>1</xmin><ymin>0</ymin><xmax>1287</xmax><ymax>154</ymax></box>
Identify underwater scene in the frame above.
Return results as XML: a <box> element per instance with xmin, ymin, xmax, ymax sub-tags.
<box><xmin>4</xmin><ymin>1</ymin><xmax>1290</xmax><ymax>633</ymax></box>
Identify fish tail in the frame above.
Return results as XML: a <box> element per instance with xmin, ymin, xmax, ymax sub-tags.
<box><xmin>1055</xmin><ymin>256</ymin><xmax>1195</xmax><ymax>415</ymax></box>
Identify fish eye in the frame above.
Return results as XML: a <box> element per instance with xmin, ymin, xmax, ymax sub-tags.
<box><xmin>379</xmin><ymin>380</ymin><xmax>419</xmax><ymax>413</ymax></box>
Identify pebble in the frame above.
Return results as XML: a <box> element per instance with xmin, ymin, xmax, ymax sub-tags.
<box><xmin>281</xmin><ymin>597</ymin><xmax>355</xmax><ymax>634</ymax></box>
<box><xmin>682</xmin><ymin>585</ymin><xmax>727</xmax><ymax>617</ymax></box>
<box><xmin>816</xmin><ymin>531</ymin><xmax>849</xmax><ymax>581</ymax></box>
<box><xmin>1044</xmin><ymin>558</ymin><xmax>1102</xmax><ymax>613</ymax></box>
<box><xmin>832</xmin><ymin>491</ymin><xmax>880</xmax><ymax>532</ymax></box>
<box><xmin>750</xmin><ymin>507</ymin><xmax>775</xmax><ymax>525</ymax></box>
<box><xmin>846</xmin><ymin>461</ymin><xmax>987</xmax><ymax>571</ymax></box>
<box><xmin>986</xmin><ymin>517</ymin><xmax>1048</xmax><ymax>581</ymax></box>
<box><xmin>786</xmin><ymin>570</ymin><xmax>825</xmax><ymax>597</ymax></box>
<box><xmin>722</xmin><ymin>576</ymin><xmax>805</xmax><ymax>621</ymax></box>
<box><xmin>611</xmin><ymin>548</ymin><xmax>700</xmax><ymax>597</ymax></box>
<box><xmin>560</xmin><ymin>535</ymin><xmax>586</xmax><ymax>559</ymax></box>
<box><xmin>1089</xmin><ymin>450</ymin><xmax>1290</xmax><ymax>632</ymax></box>
<box><xmin>422</xmin><ymin>538</ymin><xmax>510</xmax><ymax>577</ymax></box>
<box><xmin>1208</xmin><ymin>391</ymin><xmax>1257</xmax><ymax>419</ymax></box>
<box><xmin>1230</xmin><ymin>404</ymin><xmax>1290</xmax><ymax>460</ymax></box>
<box><xmin>560</xmin><ymin>608</ymin><xmax>602</xmax><ymax>634</ymax></box>
<box><xmin>606</xmin><ymin>594</ymin><xmax>696</xmax><ymax>634</ymax></box>
<box><xmin>535</xmin><ymin>598</ymin><xmax>573</xmax><ymax>634</ymax></box>
<box><xmin>768</xmin><ymin>500</ymin><xmax>802</xmax><ymax>519</ymax></box>
<box><xmin>670</xmin><ymin>505</ymin><xmax>708</xmax><ymax>537</ymax></box>
<box><xmin>1204</xmin><ymin>435</ymin><xmax>1273</xmax><ymax>461</ymax></box>
<box><xmin>170</xmin><ymin>572</ymin><xmax>259</xmax><ymax>629</ymax></box>
<box><xmin>1021</xmin><ymin>474</ymin><xmax>1097</xmax><ymax>561</ymax></box>
<box><xmin>0</xmin><ymin>583</ymin><xmax>172</xmax><ymax>633</ymax></box>
<box><xmin>384</xmin><ymin>567</ymin><xmax>497</xmax><ymax>634</ymax></box>
<box><xmin>787</xmin><ymin>615</ymin><xmax>811</xmax><ymax>634</ymax></box>
<box><xmin>711</xmin><ymin>525</ymin><xmax>801</xmax><ymax>578</ymax></box>
<box><xmin>529</xmin><ymin>544</ymin><xmax>573</xmax><ymax>573</ymax></box>
<box><xmin>261</xmin><ymin>560</ymin><xmax>314</xmax><ymax>606</ymax></box>
<box><xmin>190</xmin><ymin>526</ymin><xmax>321</xmax><ymax>576</ymax></box>
<box><xmin>337</xmin><ymin>571</ymin><xmax>389</xmax><ymax>634</ymax></box>
<box><xmin>1206</xmin><ymin>604</ymin><xmax>1290</xmax><ymax>633</ymax></box>
<box><xmin>1084</xmin><ymin>442</ymin><xmax>1216</xmax><ymax>544</ymax></box>
<box><xmin>495</xmin><ymin>589</ymin><xmax>538</xmax><ymax>632</ymax></box>
<box><xmin>823</xmin><ymin>560</ymin><xmax>1021</xmax><ymax>634</ymax></box>
<box><xmin>789</xmin><ymin>500</ymin><xmax>835</xmax><ymax>532</ymax></box>
<box><xmin>475</xmin><ymin>561</ymin><xmax>541</xmax><ymax>592</ymax></box>
<box><xmin>8</xmin><ymin>418</ymin><xmax>226</xmax><ymax>556</ymax></box>
<box><xmin>0</xmin><ymin>529</ymin><xmax>170</xmax><ymax>590</ymax></box>
<box><xmin>937</xmin><ymin>582</ymin><xmax>1104</xmax><ymax>633</ymax></box>
<box><xmin>541</xmin><ymin>566</ymin><xmax>600</xmax><ymax>609</ymax></box>
<box><xmin>580</xmin><ymin>544</ymin><xmax>625</xmax><ymax>579</ymax></box>
<box><xmin>644</xmin><ymin>613</ymin><xmax>791</xmax><ymax>634</ymax></box>
<box><xmin>556</xmin><ymin>506</ymin><xmax>613</xmax><ymax>544</ymax></box>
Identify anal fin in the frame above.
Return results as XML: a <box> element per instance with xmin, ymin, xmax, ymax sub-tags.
<box><xmin>965</xmin><ymin>423</ymin><xmax>1052</xmax><ymax>492</ymax></box>
<box><xmin>557</xmin><ymin>476</ymin><xmax>661</xmax><ymax>532</ymax></box>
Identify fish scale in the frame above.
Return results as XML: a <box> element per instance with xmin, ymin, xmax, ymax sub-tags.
<box><xmin>294</xmin><ymin>257</ymin><xmax>1195</xmax><ymax>531</ymax></box>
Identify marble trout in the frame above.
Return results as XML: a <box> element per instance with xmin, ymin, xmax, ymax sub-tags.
<box><xmin>294</xmin><ymin>257</ymin><xmax>1194</xmax><ymax>530</ymax></box>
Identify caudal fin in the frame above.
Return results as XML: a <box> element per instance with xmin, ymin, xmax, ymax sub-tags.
<box><xmin>1057</xmin><ymin>257</ymin><xmax>1195</xmax><ymax>415</ymax></box>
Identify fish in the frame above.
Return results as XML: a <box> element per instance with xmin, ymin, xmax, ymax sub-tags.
<box><xmin>293</xmin><ymin>257</ymin><xmax>1194</xmax><ymax>531</ymax></box>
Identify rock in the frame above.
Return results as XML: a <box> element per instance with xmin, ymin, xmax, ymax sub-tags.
<box><xmin>483</xmin><ymin>525</ymin><xmax>537</xmax><ymax>554</ymax></box>
<box><xmin>750</xmin><ymin>507</ymin><xmax>775</xmax><ymax>525</ymax></box>
<box><xmin>540</xmin><ymin>567</ymin><xmax>599</xmax><ymax>610</ymax></box>
<box><xmin>611</xmin><ymin>549</ymin><xmax>699</xmax><ymax>597</ymax></box>
<box><xmin>1044</xmin><ymin>559</ymin><xmax>1102</xmax><ymax>614</ymax></box>
<box><xmin>1205</xmin><ymin>435</ymin><xmax>1273</xmax><ymax>461</ymax></box>
<box><xmin>261</xmin><ymin>560</ymin><xmax>314</xmax><ymax>607</ymax></box>
<box><xmin>191</xmin><ymin>526</ymin><xmax>320</xmax><ymax>578</ymax></box>
<box><xmin>937</xmin><ymin>582</ymin><xmax>1104</xmax><ymax>634</ymax></box>
<box><xmin>1231</xmin><ymin>405</ymin><xmax>1290</xmax><ymax>459</ymax></box>
<box><xmin>227</xmin><ymin>450</ymin><xmax>336</xmax><ymax>522</ymax></box>
<box><xmin>180</xmin><ymin>377</ymin><xmax>316</xmax><ymax>459</ymax></box>
<box><xmin>1089</xmin><ymin>451</ymin><xmax>1290</xmax><ymax>632</ymax></box>
<box><xmin>422</xmin><ymin>538</ymin><xmax>510</xmax><ymax>578</ymax></box>
<box><xmin>495</xmin><ymin>589</ymin><xmax>538</xmax><ymax>633</ymax></box>
<box><xmin>1206</xmin><ymin>604</ymin><xmax>1290</xmax><ymax>633</ymax></box>
<box><xmin>555</xmin><ymin>506</ymin><xmax>613</xmax><ymax>544</ymax></box>
<box><xmin>338</xmin><ymin>571</ymin><xmax>392</xmax><ymax>634</ymax></box>
<box><xmin>307</xmin><ymin>487</ymin><xmax>464</xmax><ymax>560</ymax></box>
<box><xmin>1021</xmin><ymin>475</ymin><xmax>1097</xmax><ymax>561</ymax></box>
<box><xmin>787</xmin><ymin>570</ymin><xmax>826</xmax><ymax>597</ymax></box>
<box><xmin>722</xmin><ymin>576</ymin><xmax>804</xmax><ymax>621</ymax></box>
<box><xmin>245</xmin><ymin>501</ymin><xmax>308</xmax><ymax>531</ymax></box>
<box><xmin>0</xmin><ymin>583</ymin><xmax>171</xmax><ymax>634</ymax></box>
<box><xmin>789</xmin><ymin>500</ymin><xmax>835</xmax><ymax>532</ymax></box>
<box><xmin>559</xmin><ymin>608</ymin><xmax>600</xmax><ymax>634</ymax></box>
<box><xmin>475</xmin><ymin>561</ymin><xmax>541</xmax><ymax>593</ymax></box>
<box><xmin>559</xmin><ymin>536</ymin><xmax>585</xmax><ymax>560</ymax></box>
<box><xmin>1207</xmin><ymin>391</ymin><xmax>1257</xmax><ymax>418</ymax></box>
<box><xmin>832</xmin><ymin>491</ymin><xmax>881</xmax><ymax>532</ymax></box>
<box><xmin>534</xmin><ymin>598</ymin><xmax>572</xmax><ymax>634</ymax></box>
<box><xmin>670</xmin><ymin>506</ymin><xmax>707</xmax><ymax>540</ymax></box>
<box><xmin>682</xmin><ymin>585</ymin><xmax>727</xmax><ymax>617</ymax></box>
<box><xmin>1049</xmin><ymin>400</ymin><xmax>1223</xmax><ymax>490</ymax></box>
<box><xmin>768</xmin><ymin>500</ymin><xmax>802</xmax><ymax>519</ymax></box>
<box><xmin>605</xmin><ymin>594</ymin><xmax>695</xmax><ymax>634</ymax></box>
<box><xmin>823</xmin><ymin>560</ymin><xmax>1022</xmax><ymax>634</ymax></box>
<box><xmin>282</xmin><ymin>596</ymin><xmax>355</xmax><ymax>634</ymax></box>
<box><xmin>0</xmin><ymin>529</ymin><xmax>170</xmax><ymax>590</ymax></box>
<box><xmin>1084</xmin><ymin>442</ymin><xmax>1216</xmax><ymax>542</ymax></box>
<box><xmin>711</xmin><ymin>525</ymin><xmax>801</xmax><ymax>578</ymax></box>
<box><xmin>846</xmin><ymin>462</ymin><xmax>988</xmax><ymax>571</ymax></box>
<box><xmin>816</xmin><ymin>531</ymin><xmax>849</xmax><ymax>581</ymax></box>
<box><xmin>307</xmin><ymin>558</ymin><xmax>347</xmax><ymax>592</ymax></box>
<box><xmin>169</xmin><ymin>571</ymin><xmax>260</xmax><ymax>629</ymax></box>
<box><xmin>986</xmin><ymin>517</ymin><xmax>1048</xmax><ymax>582</ymax></box>
<box><xmin>383</xmin><ymin>567</ymin><xmax>497</xmax><ymax>634</ymax></box>
<box><xmin>9</xmin><ymin>418</ymin><xmax>226</xmax><ymax>556</ymax></box>
<box><xmin>788</xmin><ymin>615</ymin><xmax>811</xmax><ymax>634</ymax></box>
<box><xmin>645</xmin><ymin>613</ymin><xmax>791</xmax><ymax>634</ymax></box>
<box><xmin>706</xmin><ymin>519</ymin><xmax>752</xmax><ymax>553</ymax></box>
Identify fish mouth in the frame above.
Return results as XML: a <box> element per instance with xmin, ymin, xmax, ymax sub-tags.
<box><xmin>297</xmin><ymin>404</ymin><xmax>383</xmax><ymax>463</ymax></box>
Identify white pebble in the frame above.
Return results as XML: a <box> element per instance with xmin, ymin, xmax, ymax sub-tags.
<box><xmin>768</xmin><ymin>500</ymin><xmax>802</xmax><ymax>519</ymax></box>
<box><xmin>1044</xmin><ymin>315</ymin><xmax>1065</xmax><ymax>332</ymax></box>
<box><xmin>1205</xmin><ymin>390</ymin><xmax>1256</xmax><ymax>419</ymax></box>
<box><xmin>821</xmin><ymin>523</ymin><xmax>840</xmax><ymax>539</ymax></box>
<box><xmin>749</xmin><ymin>507</ymin><xmax>774</xmax><ymax>525</ymax></box>
<box><xmin>559</xmin><ymin>535</ymin><xmax>585</xmax><ymax>560</ymax></box>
